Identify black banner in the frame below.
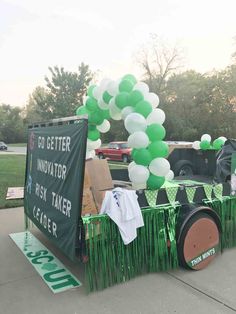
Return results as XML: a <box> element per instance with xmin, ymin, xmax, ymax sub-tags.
<box><xmin>24</xmin><ymin>119</ymin><xmax>87</xmax><ymax>261</ymax></box>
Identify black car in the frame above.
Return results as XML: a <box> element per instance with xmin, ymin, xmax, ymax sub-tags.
<box><xmin>0</xmin><ymin>141</ymin><xmax>7</xmax><ymax>150</ymax></box>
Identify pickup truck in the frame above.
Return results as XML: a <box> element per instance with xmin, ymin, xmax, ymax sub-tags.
<box><xmin>95</xmin><ymin>141</ymin><xmax>131</xmax><ymax>162</ymax></box>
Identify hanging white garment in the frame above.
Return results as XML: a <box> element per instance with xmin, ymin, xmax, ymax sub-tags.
<box><xmin>100</xmin><ymin>187</ymin><xmax>144</xmax><ymax>245</ymax></box>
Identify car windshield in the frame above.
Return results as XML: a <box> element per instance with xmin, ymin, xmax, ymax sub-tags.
<box><xmin>119</xmin><ymin>143</ymin><xmax>129</xmax><ymax>149</ymax></box>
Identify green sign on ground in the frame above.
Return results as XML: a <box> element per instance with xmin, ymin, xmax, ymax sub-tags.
<box><xmin>10</xmin><ymin>231</ymin><xmax>81</xmax><ymax>293</ymax></box>
<box><xmin>24</xmin><ymin>120</ymin><xmax>87</xmax><ymax>261</ymax></box>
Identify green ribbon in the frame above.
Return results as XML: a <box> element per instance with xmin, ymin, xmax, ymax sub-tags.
<box><xmin>185</xmin><ymin>186</ymin><xmax>196</xmax><ymax>203</ymax></box>
<box><xmin>166</xmin><ymin>206</ymin><xmax>179</xmax><ymax>268</ymax></box>
<box><xmin>145</xmin><ymin>190</ymin><xmax>158</xmax><ymax>207</ymax></box>
<box><xmin>203</xmin><ymin>184</ymin><xmax>213</xmax><ymax>201</ymax></box>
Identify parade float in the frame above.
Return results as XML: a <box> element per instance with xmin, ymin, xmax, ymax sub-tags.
<box><xmin>24</xmin><ymin>74</ymin><xmax>236</xmax><ymax>292</ymax></box>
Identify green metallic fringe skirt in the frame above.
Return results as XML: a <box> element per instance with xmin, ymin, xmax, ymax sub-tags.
<box><xmin>83</xmin><ymin>196</ymin><xmax>236</xmax><ymax>292</ymax></box>
<box><xmin>83</xmin><ymin>204</ymin><xmax>180</xmax><ymax>292</ymax></box>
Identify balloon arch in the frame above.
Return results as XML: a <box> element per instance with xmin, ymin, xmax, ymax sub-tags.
<box><xmin>76</xmin><ymin>74</ymin><xmax>174</xmax><ymax>190</ymax></box>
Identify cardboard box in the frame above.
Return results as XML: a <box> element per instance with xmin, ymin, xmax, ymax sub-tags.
<box><xmin>81</xmin><ymin>165</ymin><xmax>98</xmax><ymax>216</ymax></box>
<box><xmin>81</xmin><ymin>159</ymin><xmax>113</xmax><ymax>216</ymax></box>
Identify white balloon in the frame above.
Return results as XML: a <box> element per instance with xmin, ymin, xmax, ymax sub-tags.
<box><xmin>192</xmin><ymin>140</ymin><xmax>201</xmax><ymax>150</ymax></box>
<box><xmin>149</xmin><ymin>158</ymin><xmax>170</xmax><ymax>176</ymax></box>
<box><xmin>124</xmin><ymin>113</ymin><xmax>147</xmax><ymax>134</ymax></box>
<box><xmin>218</xmin><ymin>136</ymin><xmax>227</xmax><ymax>143</ymax></box>
<box><xmin>83</xmin><ymin>95</ymin><xmax>88</xmax><ymax>105</ymax></box>
<box><xmin>97</xmin><ymin>120</ymin><xmax>110</xmax><ymax>133</ymax></box>
<box><xmin>99</xmin><ymin>78</ymin><xmax>112</xmax><ymax>90</ymax></box>
<box><xmin>87</xmin><ymin>139</ymin><xmax>101</xmax><ymax>150</ymax></box>
<box><xmin>128</xmin><ymin>164</ymin><xmax>149</xmax><ymax>184</ymax></box>
<box><xmin>144</xmin><ymin>93</ymin><xmax>159</xmax><ymax>109</ymax></box>
<box><xmin>98</xmin><ymin>97</ymin><xmax>110</xmax><ymax>110</ymax></box>
<box><xmin>109</xmin><ymin>98</ymin><xmax>122</xmax><ymax>120</ymax></box>
<box><xmin>128</xmin><ymin>161</ymin><xmax>136</xmax><ymax>172</ymax></box>
<box><xmin>107</xmin><ymin>80</ymin><xmax>120</xmax><ymax>96</ymax></box>
<box><xmin>92</xmin><ymin>86</ymin><xmax>103</xmax><ymax>100</ymax></box>
<box><xmin>128</xmin><ymin>131</ymin><xmax>149</xmax><ymax>149</ymax></box>
<box><xmin>86</xmin><ymin>149</ymin><xmax>96</xmax><ymax>160</ymax></box>
<box><xmin>201</xmin><ymin>134</ymin><xmax>211</xmax><ymax>142</ymax></box>
<box><xmin>133</xmin><ymin>82</ymin><xmax>149</xmax><ymax>94</ymax></box>
<box><xmin>165</xmin><ymin>170</ymin><xmax>174</xmax><ymax>180</ymax></box>
<box><xmin>121</xmin><ymin>106</ymin><xmax>134</xmax><ymax>120</ymax></box>
<box><xmin>146</xmin><ymin>108</ymin><xmax>166</xmax><ymax>125</ymax></box>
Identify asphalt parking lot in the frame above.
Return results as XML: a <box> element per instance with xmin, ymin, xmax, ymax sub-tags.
<box><xmin>1</xmin><ymin>207</ymin><xmax>236</xmax><ymax>314</ymax></box>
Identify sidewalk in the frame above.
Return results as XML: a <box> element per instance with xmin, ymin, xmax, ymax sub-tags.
<box><xmin>1</xmin><ymin>207</ymin><xmax>236</xmax><ymax>314</ymax></box>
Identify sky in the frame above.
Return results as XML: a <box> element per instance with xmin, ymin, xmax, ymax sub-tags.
<box><xmin>0</xmin><ymin>0</ymin><xmax>236</xmax><ymax>107</ymax></box>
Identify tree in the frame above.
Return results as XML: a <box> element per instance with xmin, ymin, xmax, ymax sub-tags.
<box><xmin>163</xmin><ymin>70</ymin><xmax>207</xmax><ymax>140</ymax></box>
<box><xmin>24</xmin><ymin>86</ymin><xmax>50</xmax><ymax>124</ymax></box>
<box><xmin>45</xmin><ymin>63</ymin><xmax>92</xmax><ymax>117</ymax></box>
<box><xmin>137</xmin><ymin>34</ymin><xmax>184</xmax><ymax>97</ymax></box>
<box><xmin>0</xmin><ymin>104</ymin><xmax>25</xmax><ymax>143</ymax></box>
<box><xmin>163</xmin><ymin>68</ymin><xmax>236</xmax><ymax>141</ymax></box>
<box><xmin>101</xmin><ymin>120</ymin><xmax>129</xmax><ymax>143</ymax></box>
<box><xmin>25</xmin><ymin>62</ymin><xmax>93</xmax><ymax>123</ymax></box>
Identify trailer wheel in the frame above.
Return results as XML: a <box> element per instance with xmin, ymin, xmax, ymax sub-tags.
<box><xmin>173</xmin><ymin>160</ymin><xmax>194</xmax><ymax>176</ymax></box>
<box><xmin>122</xmin><ymin>154</ymin><xmax>129</xmax><ymax>163</ymax></box>
<box><xmin>178</xmin><ymin>212</ymin><xmax>220</xmax><ymax>270</ymax></box>
<box><xmin>98</xmin><ymin>153</ymin><xmax>104</xmax><ymax>159</ymax></box>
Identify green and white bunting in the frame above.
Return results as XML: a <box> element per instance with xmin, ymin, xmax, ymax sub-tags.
<box><xmin>185</xmin><ymin>186</ymin><xmax>196</xmax><ymax>203</ymax></box>
<box><xmin>166</xmin><ymin>186</ymin><xmax>179</xmax><ymax>207</ymax></box>
<box><xmin>203</xmin><ymin>184</ymin><xmax>213</xmax><ymax>201</ymax></box>
<box><xmin>144</xmin><ymin>190</ymin><xmax>158</xmax><ymax>207</ymax></box>
<box><xmin>213</xmin><ymin>184</ymin><xmax>223</xmax><ymax>201</ymax></box>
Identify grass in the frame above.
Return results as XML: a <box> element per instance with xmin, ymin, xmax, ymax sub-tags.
<box><xmin>0</xmin><ymin>155</ymin><xmax>26</xmax><ymax>209</ymax></box>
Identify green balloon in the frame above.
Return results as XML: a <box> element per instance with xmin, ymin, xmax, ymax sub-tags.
<box><xmin>133</xmin><ymin>148</ymin><xmax>152</xmax><ymax>166</ymax></box>
<box><xmin>122</xmin><ymin>74</ymin><xmax>137</xmax><ymax>84</ymax></box>
<box><xmin>88</xmin><ymin>129</ymin><xmax>100</xmax><ymax>141</ymax></box>
<box><xmin>102</xmin><ymin>109</ymin><xmax>110</xmax><ymax>120</ymax></box>
<box><xmin>85</xmin><ymin>97</ymin><xmax>98</xmax><ymax>112</ymax></box>
<box><xmin>200</xmin><ymin>140</ymin><xmax>211</xmax><ymax>150</ymax></box>
<box><xmin>148</xmin><ymin>141</ymin><xmax>169</xmax><ymax>158</ymax></box>
<box><xmin>88</xmin><ymin>110</ymin><xmax>104</xmax><ymax>125</ymax></box>
<box><xmin>213</xmin><ymin>138</ymin><xmax>224</xmax><ymax>150</ymax></box>
<box><xmin>87</xmin><ymin>85</ymin><xmax>96</xmax><ymax>97</ymax></box>
<box><xmin>147</xmin><ymin>174</ymin><xmax>165</xmax><ymax>190</ymax></box>
<box><xmin>131</xmin><ymin>148</ymin><xmax>138</xmax><ymax>160</ymax></box>
<box><xmin>88</xmin><ymin>124</ymin><xmax>97</xmax><ymax>131</ymax></box>
<box><xmin>119</xmin><ymin>79</ymin><xmax>134</xmax><ymax>93</ymax></box>
<box><xmin>128</xmin><ymin>90</ymin><xmax>144</xmax><ymax>106</ymax></box>
<box><xmin>115</xmin><ymin>92</ymin><xmax>129</xmax><ymax>109</ymax></box>
<box><xmin>146</xmin><ymin>124</ymin><xmax>166</xmax><ymax>141</ymax></box>
<box><xmin>135</xmin><ymin>100</ymin><xmax>152</xmax><ymax>118</ymax></box>
<box><xmin>103</xmin><ymin>91</ymin><xmax>112</xmax><ymax>104</ymax></box>
<box><xmin>76</xmin><ymin>105</ymin><xmax>88</xmax><ymax>116</ymax></box>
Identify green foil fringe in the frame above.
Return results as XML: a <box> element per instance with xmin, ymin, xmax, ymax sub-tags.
<box><xmin>83</xmin><ymin>196</ymin><xmax>236</xmax><ymax>292</ymax></box>
<box><xmin>204</xmin><ymin>196</ymin><xmax>236</xmax><ymax>250</ymax></box>
<box><xmin>83</xmin><ymin>204</ymin><xmax>180</xmax><ymax>292</ymax></box>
